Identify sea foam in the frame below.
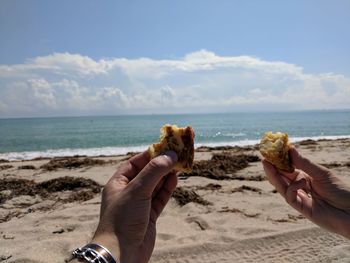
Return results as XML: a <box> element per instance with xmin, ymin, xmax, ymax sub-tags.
<box><xmin>1</xmin><ymin>135</ymin><xmax>349</xmax><ymax>161</ymax></box>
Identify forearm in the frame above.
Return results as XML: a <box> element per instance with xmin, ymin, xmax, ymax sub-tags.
<box><xmin>338</xmin><ymin>218</ymin><xmax>350</xmax><ymax>240</ymax></box>
<box><xmin>319</xmin><ymin>206</ymin><xmax>350</xmax><ymax>240</ymax></box>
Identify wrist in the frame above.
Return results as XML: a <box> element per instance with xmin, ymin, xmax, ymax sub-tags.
<box><xmin>91</xmin><ymin>231</ymin><xmax>133</xmax><ymax>263</ymax></box>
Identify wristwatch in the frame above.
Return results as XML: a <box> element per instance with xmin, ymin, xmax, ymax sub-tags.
<box><xmin>69</xmin><ymin>243</ymin><xmax>118</xmax><ymax>263</ymax></box>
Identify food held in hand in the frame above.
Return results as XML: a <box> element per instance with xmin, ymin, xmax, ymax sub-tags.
<box><xmin>149</xmin><ymin>124</ymin><xmax>195</xmax><ymax>172</ymax></box>
<box><xmin>259</xmin><ymin>131</ymin><xmax>294</xmax><ymax>172</ymax></box>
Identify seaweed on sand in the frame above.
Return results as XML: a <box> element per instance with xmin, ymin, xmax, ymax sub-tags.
<box><xmin>182</xmin><ymin>153</ymin><xmax>263</xmax><ymax>181</ymax></box>
<box><xmin>296</xmin><ymin>139</ymin><xmax>318</xmax><ymax>146</ymax></box>
<box><xmin>0</xmin><ymin>176</ymin><xmax>103</xmax><ymax>222</ymax></box>
<box><xmin>37</xmin><ymin>176</ymin><xmax>101</xmax><ymax>193</ymax></box>
<box><xmin>172</xmin><ymin>187</ymin><xmax>212</xmax><ymax>206</ymax></box>
<box><xmin>196</xmin><ymin>183</ymin><xmax>222</xmax><ymax>191</ymax></box>
<box><xmin>231</xmin><ymin>185</ymin><xmax>263</xmax><ymax>194</ymax></box>
<box><xmin>0</xmin><ymin>176</ymin><xmax>101</xmax><ymax>205</ymax></box>
<box><xmin>18</xmin><ymin>165</ymin><xmax>36</xmax><ymax>170</ymax></box>
<box><xmin>0</xmin><ymin>165</ymin><xmax>13</xmax><ymax>171</ymax></box>
<box><xmin>40</xmin><ymin>157</ymin><xmax>109</xmax><ymax>171</ymax></box>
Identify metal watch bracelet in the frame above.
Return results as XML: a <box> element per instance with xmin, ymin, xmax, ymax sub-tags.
<box><xmin>71</xmin><ymin>243</ymin><xmax>118</xmax><ymax>263</ymax></box>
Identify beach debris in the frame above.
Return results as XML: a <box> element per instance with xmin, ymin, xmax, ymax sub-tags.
<box><xmin>40</xmin><ymin>157</ymin><xmax>110</xmax><ymax>171</ymax></box>
<box><xmin>183</xmin><ymin>153</ymin><xmax>262</xmax><ymax>180</ymax></box>
<box><xmin>0</xmin><ymin>159</ymin><xmax>9</xmax><ymax>163</ymax></box>
<box><xmin>219</xmin><ymin>207</ymin><xmax>242</xmax><ymax>213</ymax></box>
<box><xmin>63</xmin><ymin>190</ymin><xmax>96</xmax><ymax>203</ymax></box>
<box><xmin>196</xmin><ymin>145</ymin><xmax>256</xmax><ymax>152</ymax></box>
<box><xmin>2</xmin><ymin>234</ymin><xmax>15</xmax><ymax>240</ymax></box>
<box><xmin>52</xmin><ymin>226</ymin><xmax>75</xmax><ymax>234</ymax></box>
<box><xmin>0</xmin><ymin>176</ymin><xmax>102</xmax><ymax>223</ymax></box>
<box><xmin>17</xmin><ymin>165</ymin><xmax>36</xmax><ymax>170</ymax></box>
<box><xmin>0</xmin><ymin>178</ymin><xmax>37</xmax><ymax>199</ymax></box>
<box><xmin>231</xmin><ymin>185</ymin><xmax>263</xmax><ymax>194</ymax></box>
<box><xmin>268</xmin><ymin>214</ymin><xmax>305</xmax><ymax>223</ymax></box>
<box><xmin>196</xmin><ymin>183</ymin><xmax>222</xmax><ymax>191</ymax></box>
<box><xmin>52</xmin><ymin>228</ymin><xmax>65</xmax><ymax>234</ymax></box>
<box><xmin>0</xmin><ymin>254</ymin><xmax>12</xmax><ymax>261</ymax></box>
<box><xmin>0</xmin><ymin>211</ymin><xmax>22</xmax><ymax>223</ymax></box>
<box><xmin>172</xmin><ymin>187</ymin><xmax>212</xmax><ymax>206</ymax></box>
<box><xmin>218</xmin><ymin>206</ymin><xmax>260</xmax><ymax>218</ymax></box>
<box><xmin>194</xmin><ymin>220</ymin><xmax>207</xmax><ymax>230</ymax></box>
<box><xmin>185</xmin><ymin>217</ymin><xmax>210</xmax><ymax>231</ymax></box>
<box><xmin>230</xmin><ymin>174</ymin><xmax>266</xmax><ymax>181</ymax></box>
<box><xmin>296</xmin><ymin>139</ymin><xmax>318</xmax><ymax>146</ymax></box>
<box><xmin>51</xmin><ymin>226</ymin><xmax>75</xmax><ymax>234</ymax></box>
<box><xmin>0</xmin><ymin>176</ymin><xmax>101</xmax><ymax>205</ymax></box>
<box><xmin>320</xmin><ymin>161</ymin><xmax>350</xmax><ymax>169</ymax></box>
<box><xmin>37</xmin><ymin>176</ymin><xmax>101</xmax><ymax>193</ymax></box>
<box><xmin>0</xmin><ymin>165</ymin><xmax>13</xmax><ymax>171</ymax></box>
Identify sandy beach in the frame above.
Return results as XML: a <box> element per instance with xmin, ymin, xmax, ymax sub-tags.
<box><xmin>1</xmin><ymin>138</ymin><xmax>349</xmax><ymax>262</ymax></box>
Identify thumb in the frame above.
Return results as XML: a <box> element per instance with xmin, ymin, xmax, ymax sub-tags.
<box><xmin>289</xmin><ymin>147</ymin><xmax>329</xmax><ymax>178</ymax></box>
<box><xmin>130</xmin><ymin>151</ymin><xmax>178</xmax><ymax>196</ymax></box>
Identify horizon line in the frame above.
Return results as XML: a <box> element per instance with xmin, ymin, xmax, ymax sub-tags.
<box><xmin>1</xmin><ymin>108</ymin><xmax>350</xmax><ymax>120</ymax></box>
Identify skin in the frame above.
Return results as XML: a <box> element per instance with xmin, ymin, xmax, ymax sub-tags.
<box><xmin>71</xmin><ymin>150</ymin><xmax>178</xmax><ymax>263</ymax></box>
<box><xmin>71</xmin><ymin>146</ymin><xmax>350</xmax><ymax>262</ymax></box>
<box><xmin>262</xmin><ymin>147</ymin><xmax>350</xmax><ymax>239</ymax></box>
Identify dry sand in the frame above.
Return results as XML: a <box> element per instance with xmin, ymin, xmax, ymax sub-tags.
<box><xmin>0</xmin><ymin>139</ymin><xmax>349</xmax><ymax>262</ymax></box>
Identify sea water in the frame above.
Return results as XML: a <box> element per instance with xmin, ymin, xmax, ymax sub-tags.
<box><xmin>0</xmin><ymin>110</ymin><xmax>349</xmax><ymax>160</ymax></box>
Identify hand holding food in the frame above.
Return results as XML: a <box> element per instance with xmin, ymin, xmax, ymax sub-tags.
<box><xmin>149</xmin><ymin>124</ymin><xmax>195</xmax><ymax>172</ymax></box>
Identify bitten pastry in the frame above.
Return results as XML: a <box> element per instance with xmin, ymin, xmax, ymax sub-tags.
<box><xmin>259</xmin><ymin>131</ymin><xmax>294</xmax><ymax>173</ymax></box>
<box><xmin>149</xmin><ymin>124</ymin><xmax>195</xmax><ymax>172</ymax></box>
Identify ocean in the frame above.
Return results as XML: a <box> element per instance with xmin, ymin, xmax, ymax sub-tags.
<box><xmin>0</xmin><ymin>110</ymin><xmax>349</xmax><ymax>161</ymax></box>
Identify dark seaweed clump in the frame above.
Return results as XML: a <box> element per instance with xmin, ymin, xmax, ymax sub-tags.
<box><xmin>0</xmin><ymin>176</ymin><xmax>101</xmax><ymax>205</ymax></box>
<box><xmin>18</xmin><ymin>165</ymin><xmax>36</xmax><ymax>170</ymax></box>
<box><xmin>40</xmin><ymin>157</ymin><xmax>109</xmax><ymax>171</ymax></box>
<box><xmin>0</xmin><ymin>165</ymin><xmax>13</xmax><ymax>171</ymax></box>
<box><xmin>320</xmin><ymin>161</ymin><xmax>350</xmax><ymax>169</ymax></box>
<box><xmin>172</xmin><ymin>187</ymin><xmax>212</xmax><ymax>206</ymax></box>
<box><xmin>183</xmin><ymin>153</ymin><xmax>262</xmax><ymax>180</ymax></box>
<box><xmin>297</xmin><ymin>139</ymin><xmax>318</xmax><ymax>146</ymax></box>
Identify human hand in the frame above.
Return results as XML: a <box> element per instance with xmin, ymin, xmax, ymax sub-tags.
<box><xmin>92</xmin><ymin>150</ymin><xmax>178</xmax><ymax>263</ymax></box>
<box><xmin>262</xmin><ymin>147</ymin><xmax>350</xmax><ymax>239</ymax></box>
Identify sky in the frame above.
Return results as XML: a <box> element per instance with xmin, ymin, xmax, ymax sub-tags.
<box><xmin>0</xmin><ymin>0</ymin><xmax>349</xmax><ymax>118</ymax></box>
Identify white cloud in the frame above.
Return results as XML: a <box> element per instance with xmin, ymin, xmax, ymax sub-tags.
<box><xmin>28</xmin><ymin>78</ymin><xmax>56</xmax><ymax>107</ymax></box>
<box><xmin>0</xmin><ymin>50</ymin><xmax>349</xmax><ymax>117</ymax></box>
<box><xmin>33</xmin><ymin>53</ymin><xmax>108</xmax><ymax>76</ymax></box>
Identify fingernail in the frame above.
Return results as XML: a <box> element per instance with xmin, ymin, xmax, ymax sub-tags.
<box><xmin>163</xmin><ymin>150</ymin><xmax>178</xmax><ymax>163</ymax></box>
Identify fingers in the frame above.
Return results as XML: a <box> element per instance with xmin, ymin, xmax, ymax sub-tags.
<box><xmin>112</xmin><ymin>151</ymin><xmax>151</xmax><ymax>182</ymax></box>
<box><xmin>153</xmin><ymin>177</ymin><xmax>165</xmax><ymax>198</ymax></box>
<box><xmin>289</xmin><ymin>147</ymin><xmax>330</xmax><ymax>178</ymax></box>
<box><xmin>279</xmin><ymin>169</ymin><xmax>299</xmax><ymax>182</ymax></box>
<box><xmin>150</xmin><ymin>172</ymin><xmax>178</xmax><ymax>223</ymax></box>
<box><xmin>131</xmin><ymin>151</ymin><xmax>178</xmax><ymax>196</ymax></box>
<box><xmin>262</xmin><ymin>160</ymin><xmax>288</xmax><ymax>197</ymax></box>
<box><xmin>263</xmin><ymin>159</ymin><xmax>313</xmax><ymax>218</ymax></box>
<box><xmin>285</xmin><ymin>178</ymin><xmax>313</xmax><ymax>218</ymax></box>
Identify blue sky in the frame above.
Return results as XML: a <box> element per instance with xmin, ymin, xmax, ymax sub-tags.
<box><xmin>0</xmin><ymin>0</ymin><xmax>349</xmax><ymax>117</ymax></box>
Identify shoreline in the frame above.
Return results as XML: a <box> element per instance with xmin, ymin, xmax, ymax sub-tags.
<box><xmin>1</xmin><ymin>135</ymin><xmax>350</xmax><ymax>162</ymax></box>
